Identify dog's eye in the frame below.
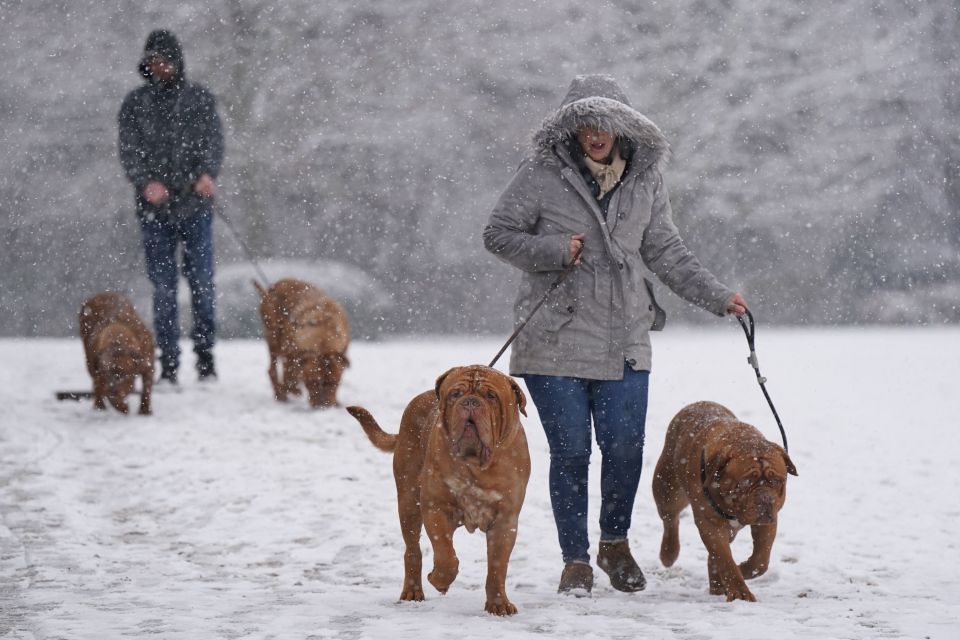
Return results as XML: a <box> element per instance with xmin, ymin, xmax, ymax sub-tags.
<box><xmin>485</xmin><ymin>390</ymin><xmax>497</xmax><ymax>400</ymax></box>
<box><xmin>449</xmin><ymin>389</ymin><xmax>463</xmax><ymax>399</ymax></box>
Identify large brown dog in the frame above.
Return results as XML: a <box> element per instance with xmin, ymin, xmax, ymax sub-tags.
<box><xmin>254</xmin><ymin>278</ymin><xmax>349</xmax><ymax>408</ymax></box>
<box><xmin>652</xmin><ymin>401</ymin><xmax>797</xmax><ymax>602</ymax></box>
<box><xmin>347</xmin><ymin>365</ymin><xmax>531</xmax><ymax>616</ymax></box>
<box><xmin>79</xmin><ymin>292</ymin><xmax>154</xmax><ymax>415</ymax></box>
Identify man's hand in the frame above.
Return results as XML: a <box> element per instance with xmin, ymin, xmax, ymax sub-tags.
<box><xmin>143</xmin><ymin>181</ymin><xmax>169</xmax><ymax>205</ymax></box>
<box><xmin>726</xmin><ymin>292</ymin><xmax>748</xmax><ymax>316</ymax></box>
<box><xmin>194</xmin><ymin>174</ymin><xmax>216</xmax><ymax>198</ymax></box>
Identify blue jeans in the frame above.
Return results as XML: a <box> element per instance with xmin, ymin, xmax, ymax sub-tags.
<box><xmin>140</xmin><ymin>208</ymin><xmax>216</xmax><ymax>371</ymax></box>
<box><xmin>522</xmin><ymin>364</ymin><xmax>649</xmax><ymax>564</ymax></box>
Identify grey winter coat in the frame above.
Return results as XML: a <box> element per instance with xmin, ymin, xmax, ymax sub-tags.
<box><xmin>484</xmin><ymin>75</ymin><xmax>735</xmax><ymax>380</ymax></box>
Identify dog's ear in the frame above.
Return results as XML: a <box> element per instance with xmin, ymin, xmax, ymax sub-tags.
<box><xmin>701</xmin><ymin>448</ymin><xmax>730</xmax><ymax>485</ymax></box>
<box><xmin>434</xmin><ymin>367</ymin><xmax>457</xmax><ymax>400</ymax></box>
<box><xmin>782</xmin><ymin>450</ymin><xmax>798</xmax><ymax>476</ymax></box>
<box><xmin>509</xmin><ymin>378</ymin><xmax>527</xmax><ymax>417</ymax></box>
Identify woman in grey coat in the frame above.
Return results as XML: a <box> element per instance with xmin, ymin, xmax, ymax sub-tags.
<box><xmin>484</xmin><ymin>74</ymin><xmax>746</xmax><ymax>595</ymax></box>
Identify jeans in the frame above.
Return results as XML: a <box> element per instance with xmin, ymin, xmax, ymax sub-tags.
<box><xmin>140</xmin><ymin>207</ymin><xmax>216</xmax><ymax>371</ymax></box>
<box><xmin>522</xmin><ymin>363</ymin><xmax>649</xmax><ymax>564</ymax></box>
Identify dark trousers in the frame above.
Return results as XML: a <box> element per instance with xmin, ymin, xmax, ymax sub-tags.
<box><xmin>522</xmin><ymin>364</ymin><xmax>649</xmax><ymax>564</ymax></box>
<box><xmin>140</xmin><ymin>208</ymin><xmax>216</xmax><ymax>371</ymax></box>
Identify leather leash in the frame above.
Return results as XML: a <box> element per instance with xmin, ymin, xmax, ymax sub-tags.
<box><xmin>215</xmin><ymin>207</ymin><xmax>272</xmax><ymax>287</ymax></box>
<box><xmin>737</xmin><ymin>308</ymin><xmax>789</xmax><ymax>452</ymax></box>
<box><xmin>488</xmin><ymin>245</ymin><xmax>584</xmax><ymax>368</ymax></box>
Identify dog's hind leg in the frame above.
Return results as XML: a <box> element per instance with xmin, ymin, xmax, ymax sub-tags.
<box><xmin>397</xmin><ymin>484</ymin><xmax>425</xmax><ymax>601</ymax></box>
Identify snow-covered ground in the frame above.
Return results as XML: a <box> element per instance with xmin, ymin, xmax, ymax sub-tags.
<box><xmin>1</xmin><ymin>327</ymin><xmax>958</xmax><ymax>639</ymax></box>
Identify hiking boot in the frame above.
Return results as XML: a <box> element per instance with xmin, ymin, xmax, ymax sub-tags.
<box><xmin>558</xmin><ymin>561</ymin><xmax>593</xmax><ymax>596</ymax></box>
<box><xmin>597</xmin><ymin>539</ymin><xmax>646</xmax><ymax>592</ymax></box>
<box><xmin>158</xmin><ymin>367</ymin><xmax>178</xmax><ymax>386</ymax></box>
<box><xmin>196</xmin><ymin>350</ymin><xmax>216</xmax><ymax>381</ymax></box>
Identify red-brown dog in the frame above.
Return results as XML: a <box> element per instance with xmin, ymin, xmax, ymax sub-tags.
<box><xmin>79</xmin><ymin>292</ymin><xmax>154</xmax><ymax>415</ymax></box>
<box><xmin>652</xmin><ymin>401</ymin><xmax>797</xmax><ymax>601</ymax></box>
<box><xmin>347</xmin><ymin>365</ymin><xmax>531</xmax><ymax>615</ymax></box>
<box><xmin>254</xmin><ymin>278</ymin><xmax>349</xmax><ymax>408</ymax></box>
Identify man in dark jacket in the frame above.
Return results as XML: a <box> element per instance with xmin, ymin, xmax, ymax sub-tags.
<box><xmin>118</xmin><ymin>29</ymin><xmax>224</xmax><ymax>384</ymax></box>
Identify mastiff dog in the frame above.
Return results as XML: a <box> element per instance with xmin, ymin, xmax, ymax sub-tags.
<box><xmin>255</xmin><ymin>278</ymin><xmax>349</xmax><ymax>408</ymax></box>
<box><xmin>347</xmin><ymin>365</ymin><xmax>531</xmax><ymax>615</ymax></box>
<box><xmin>652</xmin><ymin>401</ymin><xmax>797</xmax><ymax>601</ymax></box>
<box><xmin>79</xmin><ymin>292</ymin><xmax>154</xmax><ymax>415</ymax></box>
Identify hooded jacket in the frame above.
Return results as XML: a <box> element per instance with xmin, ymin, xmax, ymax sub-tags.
<box><xmin>484</xmin><ymin>75</ymin><xmax>734</xmax><ymax>379</ymax></box>
<box><xmin>118</xmin><ymin>30</ymin><xmax>224</xmax><ymax>215</ymax></box>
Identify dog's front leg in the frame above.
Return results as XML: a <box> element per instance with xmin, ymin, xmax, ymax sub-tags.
<box><xmin>423</xmin><ymin>509</ymin><xmax>459</xmax><ymax>594</ymax></box>
<box><xmin>739</xmin><ymin>521</ymin><xmax>777</xmax><ymax>580</ymax></box>
<box><xmin>696</xmin><ymin>519</ymin><xmax>755</xmax><ymax>602</ymax></box>
<box><xmin>268</xmin><ymin>352</ymin><xmax>285</xmax><ymax>401</ymax></box>
<box><xmin>484</xmin><ymin>518</ymin><xmax>519</xmax><ymax>615</ymax></box>
<box><xmin>138</xmin><ymin>370</ymin><xmax>153</xmax><ymax>416</ymax></box>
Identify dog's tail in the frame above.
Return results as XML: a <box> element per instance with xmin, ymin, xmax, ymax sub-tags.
<box><xmin>253</xmin><ymin>279</ymin><xmax>268</xmax><ymax>299</ymax></box>
<box><xmin>346</xmin><ymin>406</ymin><xmax>397</xmax><ymax>453</ymax></box>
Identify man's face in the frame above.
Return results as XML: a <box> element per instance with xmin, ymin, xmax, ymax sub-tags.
<box><xmin>147</xmin><ymin>55</ymin><xmax>176</xmax><ymax>83</ymax></box>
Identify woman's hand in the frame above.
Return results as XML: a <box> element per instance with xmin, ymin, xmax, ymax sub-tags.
<box><xmin>568</xmin><ymin>233</ymin><xmax>585</xmax><ymax>265</ymax></box>
<box><xmin>726</xmin><ymin>292</ymin><xmax>748</xmax><ymax>316</ymax></box>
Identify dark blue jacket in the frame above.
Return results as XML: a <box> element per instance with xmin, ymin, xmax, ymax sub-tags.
<box><xmin>118</xmin><ymin>30</ymin><xmax>224</xmax><ymax>218</ymax></box>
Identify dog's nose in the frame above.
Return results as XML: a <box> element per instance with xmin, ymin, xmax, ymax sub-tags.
<box><xmin>460</xmin><ymin>396</ymin><xmax>481</xmax><ymax>409</ymax></box>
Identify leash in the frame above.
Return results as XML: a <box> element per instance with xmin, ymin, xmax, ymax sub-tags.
<box><xmin>489</xmin><ymin>245</ymin><xmax>584</xmax><ymax>368</ymax></box>
<box><xmin>215</xmin><ymin>207</ymin><xmax>272</xmax><ymax>287</ymax></box>
<box><xmin>736</xmin><ymin>308</ymin><xmax>789</xmax><ymax>453</ymax></box>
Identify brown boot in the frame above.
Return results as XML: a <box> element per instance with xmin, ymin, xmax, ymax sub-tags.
<box><xmin>597</xmin><ymin>539</ymin><xmax>646</xmax><ymax>592</ymax></box>
<box><xmin>558</xmin><ymin>561</ymin><xmax>594</xmax><ymax>596</ymax></box>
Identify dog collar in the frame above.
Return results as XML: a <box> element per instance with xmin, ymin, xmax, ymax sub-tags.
<box><xmin>700</xmin><ymin>450</ymin><xmax>737</xmax><ymax>521</ymax></box>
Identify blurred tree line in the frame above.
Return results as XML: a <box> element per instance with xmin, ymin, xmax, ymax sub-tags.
<box><xmin>1</xmin><ymin>0</ymin><xmax>959</xmax><ymax>337</ymax></box>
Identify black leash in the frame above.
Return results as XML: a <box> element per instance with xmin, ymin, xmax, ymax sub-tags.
<box><xmin>736</xmin><ymin>308</ymin><xmax>789</xmax><ymax>452</ymax></box>
<box><xmin>215</xmin><ymin>207</ymin><xmax>272</xmax><ymax>287</ymax></box>
<box><xmin>489</xmin><ymin>245</ymin><xmax>584</xmax><ymax>368</ymax></box>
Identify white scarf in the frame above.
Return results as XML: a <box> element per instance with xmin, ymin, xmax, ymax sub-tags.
<box><xmin>583</xmin><ymin>149</ymin><xmax>626</xmax><ymax>199</ymax></box>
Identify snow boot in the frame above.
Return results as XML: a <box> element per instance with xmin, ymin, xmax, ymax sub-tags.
<box><xmin>558</xmin><ymin>561</ymin><xmax>593</xmax><ymax>596</ymax></box>
<box><xmin>597</xmin><ymin>539</ymin><xmax>646</xmax><ymax>592</ymax></box>
<box><xmin>196</xmin><ymin>350</ymin><xmax>216</xmax><ymax>381</ymax></box>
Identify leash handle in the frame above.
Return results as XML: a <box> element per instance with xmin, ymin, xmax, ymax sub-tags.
<box><xmin>736</xmin><ymin>308</ymin><xmax>789</xmax><ymax>453</ymax></box>
<box><xmin>489</xmin><ymin>245</ymin><xmax>584</xmax><ymax>368</ymax></box>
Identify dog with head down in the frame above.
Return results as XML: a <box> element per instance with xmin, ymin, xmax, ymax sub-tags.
<box><xmin>254</xmin><ymin>278</ymin><xmax>349</xmax><ymax>408</ymax></box>
<box><xmin>346</xmin><ymin>365</ymin><xmax>531</xmax><ymax>616</ymax></box>
<box><xmin>652</xmin><ymin>401</ymin><xmax>797</xmax><ymax>602</ymax></box>
<box><xmin>79</xmin><ymin>292</ymin><xmax>154</xmax><ymax>415</ymax></box>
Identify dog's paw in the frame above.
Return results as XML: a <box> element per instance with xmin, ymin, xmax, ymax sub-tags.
<box><xmin>485</xmin><ymin>598</ymin><xmax>518</xmax><ymax>616</ymax></box>
<box><xmin>399</xmin><ymin>585</ymin><xmax>425</xmax><ymax>601</ymax></box>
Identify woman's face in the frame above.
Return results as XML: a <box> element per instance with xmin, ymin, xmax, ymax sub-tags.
<box><xmin>577</xmin><ymin>127</ymin><xmax>615</xmax><ymax>163</ymax></box>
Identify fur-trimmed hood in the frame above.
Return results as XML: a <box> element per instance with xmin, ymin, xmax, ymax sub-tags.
<box><xmin>533</xmin><ymin>74</ymin><xmax>670</xmax><ymax>170</ymax></box>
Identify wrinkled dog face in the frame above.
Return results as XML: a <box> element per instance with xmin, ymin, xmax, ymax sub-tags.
<box><xmin>716</xmin><ymin>448</ymin><xmax>796</xmax><ymax>525</ymax></box>
<box><xmin>437</xmin><ymin>366</ymin><xmax>526</xmax><ymax>467</ymax></box>
<box><xmin>300</xmin><ymin>352</ymin><xmax>349</xmax><ymax>408</ymax></box>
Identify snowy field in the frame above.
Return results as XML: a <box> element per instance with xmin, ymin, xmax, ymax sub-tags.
<box><xmin>1</xmin><ymin>327</ymin><xmax>958</xmax><ymax>639</ymax></box>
